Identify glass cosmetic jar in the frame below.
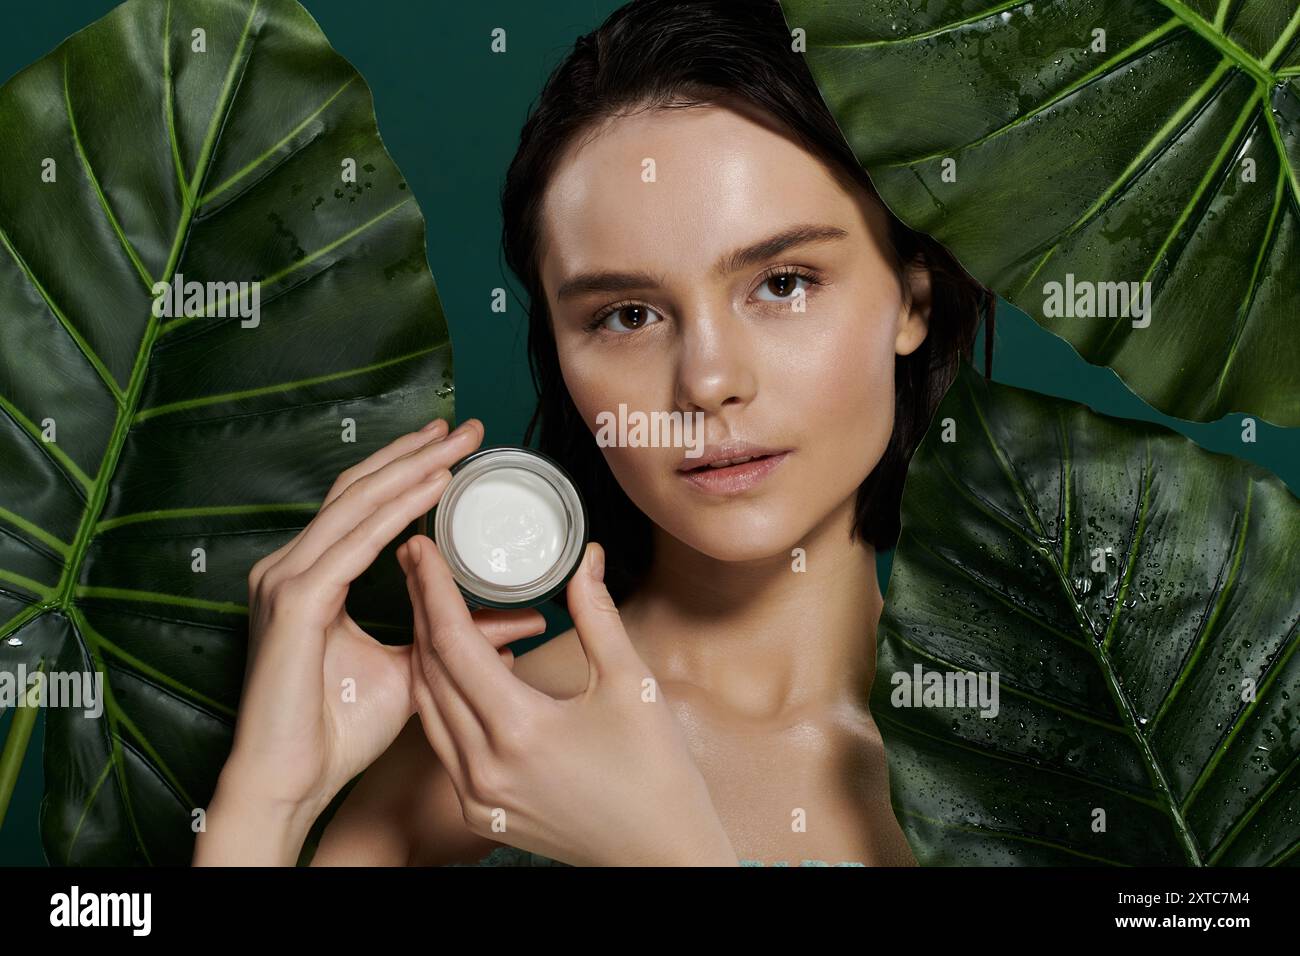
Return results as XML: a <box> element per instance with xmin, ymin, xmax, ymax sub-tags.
<box><xmin>424</xmin><ymin>446</ymin><xmax>588</xmax><ymax>609</ymax></box>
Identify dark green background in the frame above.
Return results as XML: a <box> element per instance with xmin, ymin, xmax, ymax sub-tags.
<box><xmin>1</xmin><ymin>0</ymin><xmax>1295</xmax><ymax>865</ymax></box>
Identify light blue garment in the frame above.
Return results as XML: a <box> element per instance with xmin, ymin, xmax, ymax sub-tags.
<box><xmin>448</xmin><ymin>845</ymin><xmax>865</xmax><ymax>866</ymax></box>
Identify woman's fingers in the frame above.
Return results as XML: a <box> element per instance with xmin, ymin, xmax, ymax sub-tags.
<box><xmin>251</xmin><ymin>478</ymin><xmax>450</xmax><ymax>682</ymax></box>
<box><xmin>246</xmin><ymin>419</ymin><xmax>452</xmax><ymax>594</ymax></box>
<box><xmin>404</xmin><ymin>535</ymin><xmax>540</xmax><ymax>729</ymax></box>
<box><xmin>470</xmin><ymin>608</ymin><xmax>547</xmax><ymax>648</ymax></box>
<box><xmin>323</xmin><ymin>418</ymin><xmax>450</xmax><ymax>507</ymax></box>
<box><xmin>279</xmin><ymin>471</ymin><xmax>454</xmax><ymax>632</ymax></box>
<box><xmin>399</xmin><ymin>540</ymin><xmax>483</xmax><ymax>791</ymax></box>
<box><xmin>564</xmin><ymin>543</ymin><xmax>637</xmax><ymax>688</ymax></box>
<box><xmin>272</xmin><ymin>420</ymin><xmax>483</xmax><ymax>580</ymax></box>
<box><xmin>469</xmin><ymin>608</ymin><xmax>544</xmax><ymax>671</ymax></box>
<box><xmin>402</xmin><ymin>580</ymin><xmax>545</xmax><ymax>784</ymax></box>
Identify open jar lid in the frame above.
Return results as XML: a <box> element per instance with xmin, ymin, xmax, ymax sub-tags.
<box><xmin>430</xmin><ymin>446</ymin><xmax>588</xmax><ymax>609</ymax></box>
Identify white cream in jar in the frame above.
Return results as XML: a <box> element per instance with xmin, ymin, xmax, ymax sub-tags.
<box><xmin>430</xmin><ymin>447</ymin><xmax>587</xmax><ymax>608</ymax></box>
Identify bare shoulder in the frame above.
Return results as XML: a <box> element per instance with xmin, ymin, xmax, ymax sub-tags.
<box><xmin>311</xmin><ymin>630</ymin><xmax>588</xmax><ymax>866</ymax></box>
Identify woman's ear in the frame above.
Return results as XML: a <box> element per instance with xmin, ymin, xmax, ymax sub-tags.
<box><xmin>895</xmin><ymin>258</ymin><xmax>931</xmax><ymax>357</ymax></box>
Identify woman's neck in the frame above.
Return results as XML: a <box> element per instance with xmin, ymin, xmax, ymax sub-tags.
<box><xmin>618</xmin><ymin>498</ymin><xmax>882</xmax><ymax>721</ymax></box>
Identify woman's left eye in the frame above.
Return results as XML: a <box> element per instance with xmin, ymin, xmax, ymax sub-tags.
<box><xmin>753</xmin><ymin>269</ymin><xmax>819</xmax><ymax>303</ymax></box>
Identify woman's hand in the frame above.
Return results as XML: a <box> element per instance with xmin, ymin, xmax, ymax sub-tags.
<box><xmin>398</xmin><ymin>535</ymin><xmax>740</xmax><ymax>867</ymax></box>
<box><xmin>197</xmin><ymin>418</ymin><xmax>543</xmax><ymax>864</ymax></box>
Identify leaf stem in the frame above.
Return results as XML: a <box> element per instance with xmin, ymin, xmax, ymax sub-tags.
<box><xmin>1155</xmin><ymin>0</ymin><xmax>1275</xmax><ymax>87</ymax></box>
<box><xmin>0</xmin><ymin>660</ymin><xmax>45</xmax><ymax>832</ymax></box>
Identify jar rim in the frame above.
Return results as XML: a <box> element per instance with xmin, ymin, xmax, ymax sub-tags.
<box><xmin>431</xmin><ymin>446</ymin><xmax>588</xmax><ymax>609</ymax></box>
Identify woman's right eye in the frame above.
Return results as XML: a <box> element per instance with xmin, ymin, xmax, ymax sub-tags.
<box><xmin>594</xmin><ymin>304</ymin><xmax>662</xmax><ymax>333</ymax></box>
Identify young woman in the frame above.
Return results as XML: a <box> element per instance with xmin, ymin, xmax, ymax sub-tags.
<box><xmin>193</xmin><ymin>0</ymin><xmax>993</xmax><ymax>867</ymax></box>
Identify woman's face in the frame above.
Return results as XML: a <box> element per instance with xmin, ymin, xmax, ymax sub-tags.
<box><xmin>537</xmin><ymin>98</ymin><xmax>930</xmax><ymax>563</ymax></box>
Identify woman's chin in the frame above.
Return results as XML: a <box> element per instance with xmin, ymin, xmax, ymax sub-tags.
<box><xmin>666</xmin><ymin>525</ymin><xmax>807</xmax><ymax>566</ymax></box>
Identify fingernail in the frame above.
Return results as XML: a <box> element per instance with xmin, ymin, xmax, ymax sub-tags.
<box><xmin>588</xmin><ymin>545</ymin><xmax>604</xmax><ymax>582</ymax></box>
<box><xmin>410</xmin><ymin>538</ymin><xmax>422</xmax><ymax>567</ymax></box>
<box><xmin>420</xmin><ymin>418</ymin><xmax>447</xmax><ymax>435</ymax></box>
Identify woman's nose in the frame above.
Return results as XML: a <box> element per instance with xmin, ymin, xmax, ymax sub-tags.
<box><xmin>673</xmin><ymin>311</ymin><xmax>758</xmax><ymax>414</ymax></box>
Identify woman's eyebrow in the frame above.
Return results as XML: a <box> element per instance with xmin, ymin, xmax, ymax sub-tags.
<box><xmin>556</xmin><ymin>268</ymin><xmax>665</xmax><ymax>302</ymax></box>
<box><xmin>713</xmin><ymin>223</ymin><xmax>849</xmax><ymax>278</ymax></box>
<box><xmin>555</xmin><ymin>223</ymin><xmax>848</xmax><ymax>302</ymax></box>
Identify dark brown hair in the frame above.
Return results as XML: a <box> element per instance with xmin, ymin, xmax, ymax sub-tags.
<box><xmin>500</xmin><ymin>0</ymin><xmax>994</xmax><ymax>601</ymax></box>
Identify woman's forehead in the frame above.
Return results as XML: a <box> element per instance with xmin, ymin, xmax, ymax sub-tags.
<box><xmin>538</xmin><ymin>102</ymin><xmax>859</xmax><ymax>294</ymax></box>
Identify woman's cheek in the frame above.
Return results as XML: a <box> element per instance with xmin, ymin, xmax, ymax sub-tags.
<box><xmin>797</xmin><ymin>308</ymin><xmax>899</xmax><ymax>484</ymax></box>
<box><xmin>559</xmin><ymin>350</ymin><xmax>621</xmax><ymax>434</ymax></box>
<box><xmin>560</xmin><ymin>353</ymin><xmax>670</xmax><ymax>501</ymax></box>
<box><xmin>605</xmin><ymin>446</ymin><xmax>669</xmax><ymax>519</ymax></box>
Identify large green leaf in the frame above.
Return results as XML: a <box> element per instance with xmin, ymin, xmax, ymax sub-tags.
<box><xmin>779</xmin><ymin>0</ymin><xmax>1300</xmax><ymax>425</ymax></box>
<box><xmin>0</xmin><ymin>0</ymin><xmax>452</xmax><ymax>863</ymax></box>
<box><xmin>875</xmin><ymin>366</ymin><xmax>1298</xmax><ymax>864</ymax></box>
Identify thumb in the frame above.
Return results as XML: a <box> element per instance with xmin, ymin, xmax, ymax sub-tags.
<box><xmin>566</xmin><ymin>542</ymin><xmax>634</xmax><ymax>683</ymax></box>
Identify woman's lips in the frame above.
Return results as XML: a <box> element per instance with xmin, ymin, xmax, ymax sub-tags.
<box><xmin>677</xmin><ymin>452</ymin><xmax>789</xmax><ymax>494</ymax></box>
